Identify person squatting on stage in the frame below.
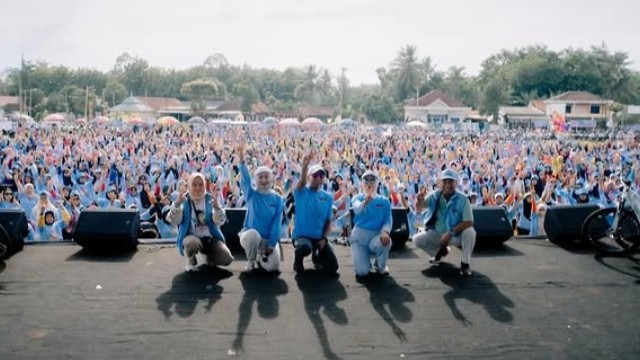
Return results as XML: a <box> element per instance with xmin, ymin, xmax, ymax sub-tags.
<box><xmin>292</xmin><ymin>151</ymin><xmax>339</xmax><ymax>275</ymax></box>
<box><xmin>236</xmin><ymin>142</ymin><xmax>283</xmax><ymax>273</ymax></box>
<box><xmin>412</xmin><ymin>169</ymin><xmax>477</xmax><ymax>276</ymax></box>
<box><xmin>167</xmin><ymin>172</ymin><xmax>234</xmax><ymax>272</ymax></box>
<box><xmin>349</xmin><ymin>170</ymin><xmax>393</xmax><ymax>279</ymax></box>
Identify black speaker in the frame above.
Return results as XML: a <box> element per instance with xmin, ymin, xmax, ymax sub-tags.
<box><xmin>544</xmin><ymin>204</ymin><xmax>600</xmax><ymax>244</ymax></box>
<box><xmin>390</xmin><ymin>208</ymin><xmax>409</xmax><ymax>251</ymax></box>
<box><xmin>220</xmin><ymin>208</ymin><xmax>245</xmax><ymax>254</ymax></box>
<box><xmin>74</xmin><ymin>209</ymin><xmax>139</xmax><ymax>251</ymax></box>
<box><xmin>0</xmin><ymin>209</ymin><xmax>29</xmax><ymax>260</ymax></box>
<box><xmin>473</xmin><ymin>207</ymin><xmax>513</xmax><ymax>246</ymax></box>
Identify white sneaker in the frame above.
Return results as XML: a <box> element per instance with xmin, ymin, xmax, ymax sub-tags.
<box><xmin>185</xmin><ymin>257</ymin><xmax>197</xmax><ymax>272</ymax></box>
<box><xmin>377</xmin><ymin>265</ymin><xmax>390</xmax><ymax>275</ymax></box>
<box><xmin>243</xmin><ymin>260</ymin><xmax>256</xmax><ymax>272</ymax></box>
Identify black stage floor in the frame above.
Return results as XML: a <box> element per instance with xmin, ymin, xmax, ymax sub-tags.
<box><xmin>1</xmin><ymin>239</ymin><xmax>639</xmax><ymax>360</ymax></box>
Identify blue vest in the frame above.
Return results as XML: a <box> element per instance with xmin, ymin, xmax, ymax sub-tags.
<box><xmin>423</xmin><ymin>189</ymin><xmax>468</xmax><ymax>233</ymax></box>
<box><xmin>175</xmin><ymin>193</ymin><xmax>225</xmax><ymax>256</ymax></box>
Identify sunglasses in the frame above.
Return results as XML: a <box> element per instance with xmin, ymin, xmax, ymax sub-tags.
<box><xmin>363</xmin><ymin>177</ymin><xmax>377</xmax><ymax>183</ymax></box>
<box><xmin>311</xmin><ymin>172</ymin><xmax>325</xmax><ymax>179</ymax></box>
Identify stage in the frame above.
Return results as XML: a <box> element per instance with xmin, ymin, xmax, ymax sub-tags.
<box><xmin>1</xmin><ymin>239</ymin><xmax>639</xmax><ymax>359</ymax></box>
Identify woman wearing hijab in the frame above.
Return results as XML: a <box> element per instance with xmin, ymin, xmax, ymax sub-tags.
<box><xmin>167</xmin><ymin>172</ymin><xmax>233</xmax><ymax>272</ymax></box>
<box><xmin>349</xmin><ymin>170</ymin><xmax>393</xmax><ymax>279</ymax></box>
<box><xmin>515</xmin><ymin>192</ymin><xmax>539</xmax><ymax>236</ymax></box>
<box><xmin>236</xmin><ymin>143</ymin><xmax>283</xmax><ymax>272</ymax></box>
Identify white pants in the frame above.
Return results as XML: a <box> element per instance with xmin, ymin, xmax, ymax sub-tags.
<box><xmin>349</xmin><ymin>227</ymin><xmax>391</xmax><ymax>277</ymax></box>
<box><xmin>412</xmin><ymin>227</ymin><xmax>476</xmax><ymax>265</ymax></box>
<box><xmin>239</xmin><ymin>229</ymin><xmax>280</xmax><ymax>272</ymax></box>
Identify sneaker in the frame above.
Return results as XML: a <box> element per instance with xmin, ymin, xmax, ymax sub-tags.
<box><xmin>429</xmin><ymin>246</ymin><xmax>451</xmax><ymax>264</ymax></box>
<box><xmin>460</xmin><ymin>262</ymin><xmax>472</xmax><ymax>276</ymax></box>
<box><xmin>377</xmin><ymin>265</ymin><xmax>390</xmax><ymax>275</ymax></box>
<box><xmin>293</xmin><ymin>253</ymin><xmax>304</xmax><ymax>273</ymax></box>
<box><xmin>243</xmin><ymin>260</ymin><xmax>256</xmax><ymax>273</ymax></box>
<box><xmin>184</xmin><ymin>256</ymin><xmax>197</xmax><ymax>272</ymax></box>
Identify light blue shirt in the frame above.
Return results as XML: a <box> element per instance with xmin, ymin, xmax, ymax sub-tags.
<box><xmin>239</xmin><ymin>163</ymin><xmax>283</xmax><ymax>248</ymax></box>
<box><xmin>292</xmin><ymin>186</ymin><xmax>333</xmax><ymax>241</ymax></box>
<box><xmin>352</xmin><ymin>194</ymin><xmax>392</xmax><ymax>233</ymax></box>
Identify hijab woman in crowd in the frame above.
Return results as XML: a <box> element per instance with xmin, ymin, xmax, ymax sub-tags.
<box><xmin>167</xmin><ymin>172</ymin><xmax>233</xmax><ymax>272</ymax></box>
<box><xmin>236</xmin><ymin>142</ymin><xmax>283</xmax><ymax>273</ymax></box>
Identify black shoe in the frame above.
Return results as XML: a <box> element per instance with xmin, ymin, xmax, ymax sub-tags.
<box><xmin>429</xmin><ymin>246</ymin><xmax>451</xmax><ymax>264</ymax></box>
<box><xmin>460</xmin><ymin>262</ymin><xmax>472</xmax><ymax>276</ymax></box>
<box><xmin>293</xmin><ymin>253</ymin><xmax>304</xmax><ymax>273</ymax></box>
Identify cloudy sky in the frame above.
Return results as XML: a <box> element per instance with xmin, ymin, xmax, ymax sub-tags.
<box><xmin>1</xmin><ymin>0</ymin><xmax>639</xmax><ymax>85</ymax></box>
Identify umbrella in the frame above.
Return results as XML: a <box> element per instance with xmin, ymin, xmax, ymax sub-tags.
<box><xmin>93</xmin><ymin>116</ymin><xmax>111</xmax><ymax>124</ymax></box>
<box><xmin>157</xmin><ymin>116</ymin><xmax>180</xmax><ymax>126</ymax></box>
<box><xmin>187</xmin><ymin>116</ymin><xmax>206</xmax><ymax>124</ymax></box>
<box><xmin>125</xmin><ymin>116</ymin><xmax>145</xmax><ymax>125</ymax></box>
<box><xmin>406</xmin><ymin>120</ymin><xmax>427</xmax><ymax>128</ymax></box>
<box><xmin>9</xmin><ymin>113</ymin><xmax>33</xmax><ymax>122</ymax></box>
<box><xmin>75</xmin><ymin>118</ymin><xmax>87</xmax><ymax>124</ymax></box>
<box><xmin>339</xmin><ymin>118</ymin><xmax>357</xmax><ymax>127</ymax></box>
<box><xmin>279</xmin><ymin>118</ymin><xmax>300</xmax><ymax>125</ymax></box>
<box><xmin>42</xmin><ymin>113</ymin><xmax>66</xmax><ymax>123</ymax></box>
<box><xmin>262</xmin><ymin>117</ymin><xmax>278</xmax><ymax>124</ymax></box>
<box><xmin>302</xmin><ymin>117</ymin><xmax>324</xmax><ymax>125</ymax></box>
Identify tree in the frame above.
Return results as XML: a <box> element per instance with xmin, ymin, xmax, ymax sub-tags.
<box><xmin>480</xmin><ymin>77</ymin><xmax>510</xmax><ymax>122</ymax></box>
<box><xmin>390</xmin><ymin>45</ymin><xmax>421</xmax><ymax>102</ymax></box>
<box><xmin>294</xmin><ymin>64</ymin><xmax>319</xmax><ymax>103</ymax></box>
<box><xmin>363</xmin><ymin>93</ymin><xmax>399</xmax><ymax>124</ymax></box>
<box><xmin>180</xmin><ymin>79</ymin><xmax>219</xmax><ymax>117</ymax></box>
<box><xmin>232</xmin><ymin>82</ymin><xmax>260</xmax><ymax>113</ymax></box>
<box><xmin>102</xmin><ymin>79</ymin><xmax>127</xmax><ymax>107</ymax></box>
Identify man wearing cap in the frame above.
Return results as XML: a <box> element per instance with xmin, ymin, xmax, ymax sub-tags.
<box><xmin>291</xmin><ymin>151</ymin><xmax>339</xmax><ymax>274</ymax></box>
<box><xmin>236</xmin><ymin>143</ymin><xmax>283</xmax><ymax>273</ymax></box>
<box><xmin>349</xmin><ymin>169</ymin><xmax>393</xmax><ymax>278</ymax></box>
<box><xmin>413</xmin><ymin>169</ymin><xmax>476</xmax><ymax>276</ymax></box>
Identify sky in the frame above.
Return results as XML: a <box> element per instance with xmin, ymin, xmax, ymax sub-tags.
<box><xmin>1</xmin><ymin>0</ymin><xmax>639</xmax><ymax>85</ymax></box>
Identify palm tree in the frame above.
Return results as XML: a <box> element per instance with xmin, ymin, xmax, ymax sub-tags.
<box><xmin>294</xmin><ymin>64</ymin><xmax>319</xmax><ymax>103</ymax></box>
<box><xmin>391</xmin><ymin>45</ymin><xmax>420</xmax><ymax>102</ymax></box>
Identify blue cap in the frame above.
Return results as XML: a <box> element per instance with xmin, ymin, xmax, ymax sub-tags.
<box><xmin>440</xmin><ymin>169</ymin><xmax>458</xmax><ymax>182</ymax></box>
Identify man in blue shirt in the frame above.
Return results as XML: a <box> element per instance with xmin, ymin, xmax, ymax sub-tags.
<box><xmin>412</xmin><ymin>169</ymin><xmax>477</xmax><ymax>276</ymax></box>
<box><xmin>349</xmin><ymin>170</ymin><xmax>392</xmax><ymax>278</ymax></box>
<box><xmin>292</xmin><ymin>152</ymin><xmax>338</xmax><ymax>275</ymax></box>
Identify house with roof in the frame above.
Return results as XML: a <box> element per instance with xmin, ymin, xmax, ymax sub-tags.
<box><xmin>531</xmin><ymin>91</ymin><xmax>613</xmax><ymax>130</ymax></box>
<box><xmin>499</xmin><ymin>106</ymin><xmax>550</xmax><ymax>129</ymax></box>
<box><xmin>109</xmin><ymin>96</ymin><xmax>158</xmax><ymax>121</ymax></box>
<box><xmin>403</xmin><ymin>90</ymin><xmax>472</xmax><ymax>129</ymax></box>
<box><xmin>0</xmin><ymin>96</ymin><xmax>21</xmax><ymax>117</ymax></box>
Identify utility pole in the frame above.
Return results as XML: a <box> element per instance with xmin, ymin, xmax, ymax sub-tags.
<box><xmin>339</xmin><ymin>67</ymin><xmax>347</xmax><ymax>115</ymax></box>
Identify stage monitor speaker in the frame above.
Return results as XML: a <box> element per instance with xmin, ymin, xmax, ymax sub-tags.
<box><xmin>390</xmin><ymin>208</ymin><xmax>409</xmax><ymax>251</ymax></box>
<box><xmin>544</xmin><ymin>204</ymin><xmax>600</xmax><ymax>244</ymax></box>
<box><xmin>0</xmin><ymin>209</ymin><xmax>29</xmax><ymax>260</ymax></box>
<box><xmin>74</xmin><ymin>209</ymin><xmax>139</xmax><ymax>252</ymax></box>
<box><xmin>473</xmin><ymin>206</ymin><xmax>513</xmax><ymax>247</ymax></box>
<box><xmin>220</xmin><ymin>208</ymin><xmax>246</xmax><ymax>254</ymax></box>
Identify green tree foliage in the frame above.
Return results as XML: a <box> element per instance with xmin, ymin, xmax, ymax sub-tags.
<box><xmin>181</xmin><ymin>78</ymin><xmax>219</xmax><ymax>116</ymax></box>
<box><xmin>363</xmin><ymin>93</ymin><xmax>399</xmax><ymax>124</ymax></box>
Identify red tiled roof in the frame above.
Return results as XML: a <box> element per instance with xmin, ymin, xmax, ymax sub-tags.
<box><xmin>216</xmin><ymin>100</ymin><xmax>273</xmax><ymax>114</ymax></box>
<box><xmin>136</xmin><ymin>97</ymin><xmax>183</xmax><ymax>111</ymax></box>
<box><xmin>0</xmin><ymin>96</ymin><xmax>19</xmax><ymax>107</ymax></box>
<box><xmin>405</xmin><ymin>90</ymin><xmax>467</xmax><ymax>107</ymax></box>
<box><xmin>530</xmin><ymin>100</ymin><xmax>546</xmax><ymax>112</ymax></box>
<box><xmin>296</xmin><ymin>104</ymin><xmax>333</xmax><ymax>117</ymax></box>
<box><xmin>548</xmin><ymin>91</ymin><xmax>604</xmax><ymax>102</ymax></box>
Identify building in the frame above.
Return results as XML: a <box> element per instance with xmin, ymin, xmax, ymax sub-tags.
<box><xmin>403</xmin><ymin>90</ymin><xmax>472</xmax><ymax>129</ymax></box>
<box><xmin>499</xmin><ymin>106</ymin><xmax>550</xmax><ymax>130</ymax></box>
<box><xmin>532</xmin><ymin>91</ymin><xmax>613</xmax><ymax>130</ymax></box>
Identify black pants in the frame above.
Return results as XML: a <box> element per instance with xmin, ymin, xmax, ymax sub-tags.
<box><xmin>294</xmin><ymin>237</ymin><xmax>339</xmax><ymax>274</ymax></box>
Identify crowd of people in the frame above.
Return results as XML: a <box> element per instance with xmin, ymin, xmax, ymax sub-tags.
<box><xmin>1</xmin><ymin>122</ymin><xmax>638</xmax><ymax>277</ymax></box>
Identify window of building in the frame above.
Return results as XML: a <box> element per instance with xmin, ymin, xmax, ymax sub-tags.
<box><xmin>590</xmin><ymin>105</ymin><xmax>600</xmax><ymax>114</ymax></box>
<box><xmin>565</xmin><ymin>105</ymin><xmax>572</xmax><ymax>114</ymax></box>
<box><xmin>450</xmin><ymin>117</ymin><xmax>460</xmax><ymax>123</ymax></box>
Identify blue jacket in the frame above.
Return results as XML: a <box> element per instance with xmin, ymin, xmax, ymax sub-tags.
<box><xmin>423</xmin><ymin>189</ymin><xmax>469</xmax><ymax>234</ymax></box>
<box><xmin>176</xmin><ymin>193</ymin><xmax>225</xmax><ymax>256</ymax></box>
